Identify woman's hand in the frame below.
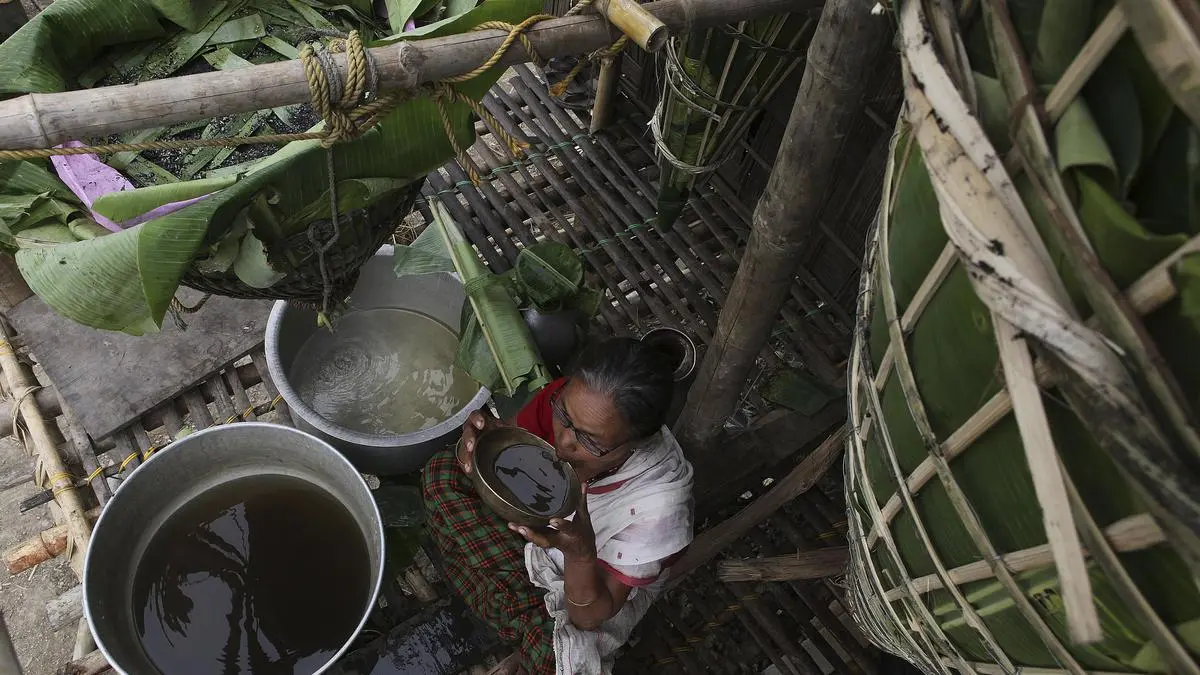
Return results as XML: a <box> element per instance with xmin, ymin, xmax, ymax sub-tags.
<box><xmin>509</xmin><ymin>484</ymin><xmax>597</xmax><ymax>562</ymax></box>
<box><xmin>458</xmin><ymin>408</ymin><xmax>501</xmax><ymax>475</ymax></box>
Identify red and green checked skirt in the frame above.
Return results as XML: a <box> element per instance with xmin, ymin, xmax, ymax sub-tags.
<box><xmin>422</xmin><ymin>448</ymin><xmax>555</xmax><ymax>675</ymax></box>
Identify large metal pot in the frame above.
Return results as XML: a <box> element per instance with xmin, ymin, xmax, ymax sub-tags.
<box><xmin>265</xmin><ymin>246</ymin><xmax>491</xmax><ymax>475</ymax></box>
<box><xmin>84</xmin><ymin>423</ymin><xmax>384</xmax><ymax>675</ymax></box>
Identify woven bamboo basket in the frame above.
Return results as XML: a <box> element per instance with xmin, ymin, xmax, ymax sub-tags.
<box><xmin>181</xmin><ymin>178</ymin><xmax>425</xmax><ymax>303</ymax></box>
<box><xmin>845</xmin><ymin>1</ymin><xmax>1200</xmax><ymax>674</ymax></box>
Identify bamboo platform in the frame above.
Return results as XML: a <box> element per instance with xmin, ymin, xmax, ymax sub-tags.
<box><xmin>413</xmin><ymin>64</ymin><xmax>864</xmax><ymax>387</ymax></box>
<box><xmin>0</xmin><ymin>60</ymin><xmax>894</xmax><ymax>674</ymax></box>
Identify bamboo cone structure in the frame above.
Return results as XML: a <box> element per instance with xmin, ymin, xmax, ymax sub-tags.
<box><xmin>0</xmin><ymin>0</ymin><xmax>811</xmax><ymax>151</ymax></box>
<box><xmin>673</xmin><ymin>0</ymin><xmax>891</xmax><ymax>452</ymax></box>
<box><xmin>845</xmin><ymin>1</ymin><xmax>1200</xmax><ymax>674</ymax></box>
<box><xmin>0</xmin><ymin>321</ymin><xmax>92</xmax><ymax>577</ymax></box>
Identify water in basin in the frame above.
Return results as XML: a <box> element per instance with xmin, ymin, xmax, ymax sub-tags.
<box><xmin>289</xmin><ymin>308</ymin><xmax>479</xmax><ymax>435</ymax></box>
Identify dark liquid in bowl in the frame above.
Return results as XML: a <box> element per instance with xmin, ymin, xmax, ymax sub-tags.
<box><xmin>132</xmin><ymin>475</ymin><xmax>370</xmax><ymax>675</ymax></box>
<box><xmin>494</xmin><ymin>444</ymin><xmax>569</xmax><ymax>516</ymax></box>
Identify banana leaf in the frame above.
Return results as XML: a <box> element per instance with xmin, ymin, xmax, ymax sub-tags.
<box><xmin>411</xmin><ymin>201</ymin><xmax>550</xmax><ymax>396</ymax></box>
<box><xmin>654</xmin><ymin>14</ymin><xmax>812</xmax><ymax>229</ymax></box>
<box><xmin>0</xmin><ymin>0</ymin><xmax>540</xmax><ymax>334</ymax></box>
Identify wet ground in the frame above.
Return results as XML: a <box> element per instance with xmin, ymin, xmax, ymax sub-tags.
<box><xmin>0</xmin><ymin>433</ymin><xmax>78</xmax><ymax>675</ymax></box>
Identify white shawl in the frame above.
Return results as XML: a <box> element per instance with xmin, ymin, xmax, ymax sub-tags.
<box><xmin>524</xmin><ymin>426</ymin><xmax>694</xmax><ymax>675</ymax></box>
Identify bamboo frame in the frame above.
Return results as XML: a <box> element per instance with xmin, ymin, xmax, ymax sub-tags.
<box><xmin>0</xmin><ymin>0</ymin><xmax>809</xmax><ymax>150</ymax></box>
<box><xmin>845</xmin><ymin>0</ymin><xmax>1200</xmax><ymax>673</ymax></box>
<box><xmin>0</xmin><ymin>321</ymin><xmax>92</xmax><ymax>578</ymax></box>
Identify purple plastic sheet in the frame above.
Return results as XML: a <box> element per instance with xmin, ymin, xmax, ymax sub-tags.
<box><xmin>50</xmin><ymin>141</ymin><xmax>215</xmax><ymax>229</ymax></box>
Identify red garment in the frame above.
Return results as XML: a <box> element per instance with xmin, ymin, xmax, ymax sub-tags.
<box><xmin>514</xmin><ymin>377</ymin><xmax>567</xmax><ymax>444</ymax></box>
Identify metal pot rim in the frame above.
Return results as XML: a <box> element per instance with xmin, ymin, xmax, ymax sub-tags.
<box><xmin>83</xmin><ymin>422</ymin><xmax>385</xmax><ymax>675</ymax></box>
<box><xmin>264</xmin><ymin>249</ymin><xmax>491</xmax><ymax>449</ymax></box>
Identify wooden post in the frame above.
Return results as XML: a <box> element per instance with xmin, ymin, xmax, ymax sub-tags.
<box><xmin>589</xmin><ymin>54</ymin><xmax>621</xmax><ymax>133</ymax></box>
<box><xmin>0</xmin><ymin>0</ymin><xmax>814</xmax><ymax>150</ymax></box>
<box><xmin>673</xmin><ymin>0</ymin><xmax>891</xmax><ymax>452</ymax></box>
<box><xmin>717</xmin><ymin>547</ymin><xmax>850</xmax><ymax>582</ymax></box>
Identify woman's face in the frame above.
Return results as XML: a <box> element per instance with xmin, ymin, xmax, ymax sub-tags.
<box><xmin>550</xmin><ymin>379</ymin><xmax>635</xmax><ymax>480</ymax></box>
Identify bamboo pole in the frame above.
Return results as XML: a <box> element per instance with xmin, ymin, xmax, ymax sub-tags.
<box><xmin>673</xmin><ymin>0</ymin><xmax>891</xmax><ymax>452</ymax></box>
<box><xmin>0</xmin><ymin>0</ymin><xmax>814</xmax><ymax>150</ymax></box>
<box><xmin>589</xmin><ymin>54</ymin><xmax>621</xmax><ymax>133</ymax></box>
<box><xmin>4</xmin><ymin>507</ymin><xmax>102</xmax><ymax>575</ymax></box>
<box><xmin>0</xmin><ymin>321</ymin><xmax>92</xmax><ymax>570</ymax></box>
<box><xmin>594</xmin><ymin>0</ymin><xmax>669</xmax><ymax>52</ymax></box>
<box><xmin>718</xmin><ymin>547</ymin><xmax>850</xmax><ymax>583</ymax></box>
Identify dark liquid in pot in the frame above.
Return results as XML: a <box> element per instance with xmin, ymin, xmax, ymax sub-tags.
<box><xmin>494</xmin><ymin>444</ymin><xmax>569</xmax><ymax>516</ymax></box>
<box><xmin>131</xmin><ymin>475</ymin><xmax>370</xmax><ymax>675</ymax></box>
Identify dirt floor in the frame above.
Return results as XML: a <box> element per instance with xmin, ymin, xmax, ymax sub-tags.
<box><xmin>0</xmin><ymin>433</ymin><xmax>78</xmax><ymax>675</ymax></box>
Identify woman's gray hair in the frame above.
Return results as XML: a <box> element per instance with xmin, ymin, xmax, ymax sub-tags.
<box><xmin>572</xmin><ymin>337</ymin><xmax>675</xmax><ymax>440</ymax></box>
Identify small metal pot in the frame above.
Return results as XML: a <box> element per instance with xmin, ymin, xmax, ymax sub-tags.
<box><xmin>640</xmin><ymin>326</ymin><xmax>698</xmax><ymax>382</ymax></box>
<box><xmin>521</xmin><ymin>307</ymin><xmax>584</xmax><ymax>371</ymax></box>
<box><xmin>265</xmin><ymin>246</ymin><xmax>491</xmax><ymax>475</ymax></box>
<box><xmin>463</xmin><ymin>426</ymin><xmax>581</xmax><ymax>528</ymax></box>
<box><xmin>84</xmin><ymin>423</ymin><xmax>384</xmax><ymax>675</ymax></box>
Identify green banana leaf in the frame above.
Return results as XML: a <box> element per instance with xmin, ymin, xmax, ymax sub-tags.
<box><xmin>0</xmin><ymin>0</ymin><xmax>540</xmax><ymax>334</ymax></box>
<box><xmin>422</xmin><ymin>201</ymin><xmax>550</xmax><ymax>396</ymax></box>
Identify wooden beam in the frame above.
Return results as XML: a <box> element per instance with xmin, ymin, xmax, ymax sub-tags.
<box><xmin>0</xmin><ymin>0</ymin><xmax>817</xmax><ymax>150</ymax></box>
<box><xmin>668</xmin><ymin>425</ymin><xmax>847</xmax><ymax>584</ymax></box>
<box><xmin>673</xmin><ymin>0</ymin><xmax>891</xmax><ymax>452</ymax></box>
<box><xmin>717</xmin><ymin>547</ymin><xmax>850</xmax><ymax>582</ymax></box>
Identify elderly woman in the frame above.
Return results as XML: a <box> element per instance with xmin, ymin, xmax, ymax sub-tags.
<box><xmin>422</xmin><ymin>338</ymin><xmax>695</xmax><ymax>675</ymax></box>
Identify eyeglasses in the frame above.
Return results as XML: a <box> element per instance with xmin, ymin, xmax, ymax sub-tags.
<box><xmin>549</xmin><ymin>383</ymin><xmax>628</xmax><ymax>457</ymax></box>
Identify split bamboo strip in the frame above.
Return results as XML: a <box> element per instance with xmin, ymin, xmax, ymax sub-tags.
<box><xmin>866</xmin><ymin>230</ymin><xmax>1200</xmax><ymax>549</ymax></box>
<box><xmin>0</xmin><ymin>0</ymin><xmax>810</xmax><ymax>150</ymax></box>
<box><xmin>0</xmin><ymin>321</ymin><xmax>92</xmax><ymax>575</ymax></box>
<box><xmin>883</xmin><ymin>514</ymin><xmax>1164</xmax><ymax>601</ymax></box>
<box><xmin>845</xmin><ymin>347</ymin><xmax>970</xmax><ymax>675</ymax></box>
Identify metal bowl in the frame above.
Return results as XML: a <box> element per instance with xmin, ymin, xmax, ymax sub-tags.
<box><xmin>265</xmin><ymin>245</ymin><xmax>491</xmax><ymax>475</ymax></box>
<box><xmin>640</xmin><ymin>326</ymin><xmax>698</xmax><ymax>382</ymax></box>
<box><xmin>465</xmin><ymin>427</ymin><xmax>581</xmax><ymax>528</ymax></box>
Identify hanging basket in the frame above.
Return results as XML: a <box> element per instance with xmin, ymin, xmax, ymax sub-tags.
<box><xmin>845</xmin><ymin>2</ymin><xmax>1200</xmax><ymax>675</ymax></box>
<box><xmin>181</xmin><ymin>178</ymin><xmax>425</xmax><ymax>303</ymax></box>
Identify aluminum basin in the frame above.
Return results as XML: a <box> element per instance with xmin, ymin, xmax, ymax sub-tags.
<box><xmin>84</xmin><ymin>423</ymin><xmax>384</xmax><ymax>675</ymax></box>
<box><xmin>265</xmin><ymin>246</ymin><xmax>489</xmax><ymax>475</ymax></box>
